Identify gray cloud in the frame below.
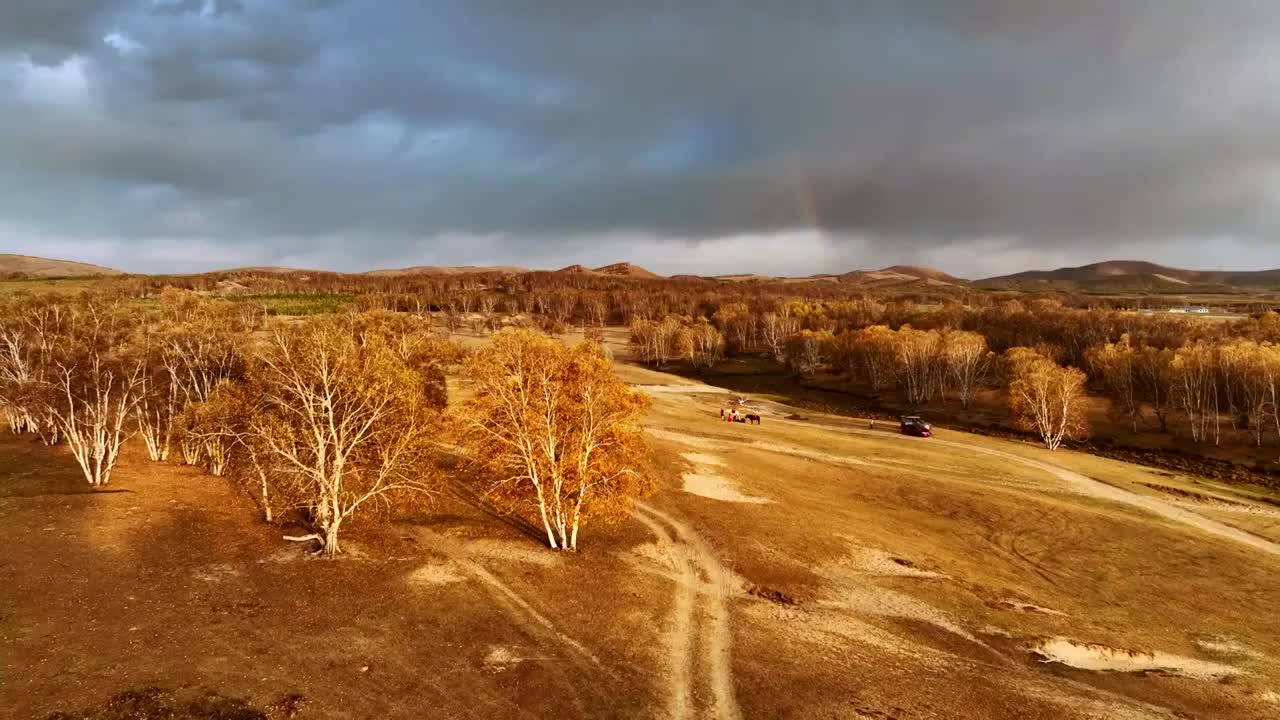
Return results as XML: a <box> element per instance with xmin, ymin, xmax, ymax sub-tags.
<box><xmin>1</xmin><ymin>0</ymin><xmax>1279</xmax><ymax>276</ymax></box>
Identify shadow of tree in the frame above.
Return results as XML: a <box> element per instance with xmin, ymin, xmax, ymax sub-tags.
<box><xmin>0</xmin><ymin>434</ymin><xmax>124</xmax><ymax>497</ymax></box>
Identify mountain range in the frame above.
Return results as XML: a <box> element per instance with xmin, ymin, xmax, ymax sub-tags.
<box><xmin>3</xmin><ymin>254</ymin><xmax>1279</xmax><ymax>292</ymax></box>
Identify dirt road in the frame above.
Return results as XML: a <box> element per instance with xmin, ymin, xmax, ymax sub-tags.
<box><xmin>631</xmin><ymin>502</ymin><xmax>742</xmax><ymax>720</ymax></box>
<box><xmin>639</xmin><ymin>382</ymin><xmax>1280</xmax><ymax>560</ymax></box>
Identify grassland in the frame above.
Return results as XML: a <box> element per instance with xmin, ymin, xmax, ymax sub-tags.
<box><xmin>225</xmin><ymin>292</ymin><xmax>355</xmax><ymax>316</ymax></box>
<box><xmin>3</xmin><ymin>328</ymin><xmax>1279</xmax><ymax>719</ymax></box>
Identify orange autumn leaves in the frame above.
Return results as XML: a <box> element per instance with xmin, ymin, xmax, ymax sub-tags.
<box><xmin>459</xmin><ymin>329</ymin><xmax>653</xmax><ymax>551</ymax></box>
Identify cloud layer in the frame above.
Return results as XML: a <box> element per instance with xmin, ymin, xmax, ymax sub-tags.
<box><xmin>2</xmin><ymin>1</ymin><xmax>1279</xmax><ymax>276</ymax></box>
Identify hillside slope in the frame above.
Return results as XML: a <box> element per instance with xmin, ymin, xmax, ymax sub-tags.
<box><xmin>980</xmin><ymin>261</ymin><xmax>1280</xmax><ymax>292</ymax></box>
<box><xmin>364</xmin><ymin>265</ymin><xmax>529</xmax><ymax>276</ymax></box>
<box><xmin>0</xmin><ymin>254</ymin><xmax>123</xmax><ymax>278</ymax></box>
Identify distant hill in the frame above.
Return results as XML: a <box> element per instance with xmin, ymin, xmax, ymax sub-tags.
<box><xmin>715</xmin><ymin>265</ymin><xmax>965</xmax><ymax>287</ymax></box>
<box><xmin>594</xmin><ymin>262</ymin><xmax>660</xmax><ymax>279</ymax></box>
<box><xmin>0</xmin><ymin>254</ymin><xmax>122</xmax><ymax>278</ymax></box>
<box><xmin>711</xmin><ymin>273</ymin><xmax>772</xmax><ymax>283</ymax></box>
<box><xmin>979</xmin><ymin>261</ymin><xmax>1280</xmax><ymax>292</ymax></box>
<box><xmin>547</xmin><ymin>263</ymin><xmax>660</xmax><ymax>277</ymax></box>
<box><xmin>364</xmin><ymin>265</ymin><xmax>529</xmax><ymax>277</ymax></box>
<box><xmin>223</xmin><ymin>266</ymin><xmax>315</xmax><ymax>274</ymax></box>
<box><xmin>878</xmin><ymin>265</ymin><xmax>967</xmax><ymax>284</ymax></box>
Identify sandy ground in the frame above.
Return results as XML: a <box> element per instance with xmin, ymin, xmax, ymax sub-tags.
<box><xmin>4</xmin><ymin>338</ymin><xmax>1280</xmax><ymax>719</ymax></box>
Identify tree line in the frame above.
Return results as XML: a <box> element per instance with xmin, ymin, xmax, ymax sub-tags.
<box><xmin>627</xmin><ymin>301</ymin><xmax>1280</xmax><ymax>454</ymax></box>
<box><xmin>0</xmin><ymin>292</ymin><xmax>652</xmax><ymax>556</ymax></box>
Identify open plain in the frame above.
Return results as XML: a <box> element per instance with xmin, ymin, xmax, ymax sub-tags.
<box><xmin>3</xmin><ymin>331</ymin><xmax>1279</xmax><ymax>720</ymax></box>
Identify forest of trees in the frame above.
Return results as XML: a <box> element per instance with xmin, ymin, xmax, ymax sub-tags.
<box><xmin>611</xmin><ymin>288</ymin><xmax>1279</xmax><ymax>453</ymax></box>
<box><xmin>2</xmin><ymin>273</ymin><xmax>1279</xmax><ymax>543</ymax></box>
<box><xmin>0</xmin><ymin>291</ymin><xmax>652</xmax><ymax>556</ymax></box>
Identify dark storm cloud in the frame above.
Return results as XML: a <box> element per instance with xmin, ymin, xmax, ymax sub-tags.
<box><xmin>1</xmin><ymin>0</ymin><xmax>1279</xmax><ymax>275</ymax></box>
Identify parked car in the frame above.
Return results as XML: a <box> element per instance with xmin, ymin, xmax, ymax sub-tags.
<box><xmin>899</xmin><ymin>415</ymin><xmax>932</xmax><ymax>437</ymax></box>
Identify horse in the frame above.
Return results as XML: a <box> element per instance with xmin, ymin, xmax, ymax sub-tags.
<box><xmin>744</xmin><ymin>413</ymin><xmax>761</xmax><ymax>425</ymax></box>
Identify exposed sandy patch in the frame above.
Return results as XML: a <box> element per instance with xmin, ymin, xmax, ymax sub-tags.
<box><xmin>1173</xmin><ymin>498</ymin><xmax>1280</xmax><ymax>517</ymax></box>
<box><xmin>842</xmin><ymin>546</ymin><xmax>947</xmax><ymax>579</ymax></box>
<box><xmin>676</xmin><ymin>447</ymin><xmax>770</xmax><ymax>504</ymax></box>
<box><xmin>683</xmin><ymin>472</ymin><xmax>770</xmax><ymax>504</ymax></box>
<box><xmin>1153</xmin><ymin>273</ymin><xmax>1190</xmax><ymax>285</ymax></box>
<box><xmin>483</xmin><ymin>645</ymin><xmax>525</xmax><ymax>673</ymax></box>
<box><xmin>812</xmin><ymin>541</ymin><xmax>981</xmax><ymax>645</ymax></box>
<box><xmin>822</xmin><ymin>585</ymin><xmax>979</xmax><ymax>643</ymax></box>
<box><xmin>1194</xmin><ymin>636</ymin><xmax>1263</xmax><ymax>659</ymax></box>
<box><xmin>744</xmin><ymin>602</ymin><xmax>946</xmax><ymax>663</ymax></box>
<box><xmin>407</xmin><ymin>562</ymin><xmax>467</xmax><ymax>588</ymax></box>
<box><xmin>1031</xmin><ymin>638</ymin><xmax>1243</xmax><ymax>680</ymax></box>
<box><xmin>681</xmin><ymin>451</ymin><xmax>725</xmax><ymax>466</ymax></box>
<box><xmin>999</xmin><ymin>600</ymin><xmax>1067</xmax><ymax>616</ymax></box>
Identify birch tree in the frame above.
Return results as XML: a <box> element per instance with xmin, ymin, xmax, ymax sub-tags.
<box><xmin>1171</xmin><ymin>342</ymin><xmax>1221</xmax><ymax>444</ymax></box>
<box><xmin>48</xmin><ymin>299</ymin><xmax>146</xmax><ymax>486</ymax></box>
<box><xmin>461</xmin><ymin>329</ymin><xmax>652</xmax><ymax>551</ymax></box>
<box><xmin>942</xmin><ymin>330</ymin><xmax>992</xmax><ymax>409</ymax></box>
<box><xmin>894</xmin><ymin>327</ymin><xmax>942</xmax><ymax>405</ymax></box>
<box><xmin>684</xmin><ymin>319</ymin><xmax>725</xmax><ymax>371</ymax></box>
<box><xmin>247</xmin><ymin>318</ymin><xmax>447</xmax><ymax>556</ymax></box>
<box><xmin>0</xmin><ymin>296</ymin><xmax>68</xmax><ymax>441</ymax></box>
<box><xmin>1006</xmin><ymin>347</ymin><xmax>1089</xmax><ymax>451</ymax></box>
<box><xmin>1134</xmin><ymin>344</ymin><xmax>1175</xmax><ymax>433</ymax></box>
<box><xmin>759</xmin><ymin>312</ymin><xmax>791</xmax><ymax>362</ymax></box>
<box><xmin>1087</xmin><ymin>335</ymin><xmax>1141</xmax><ymax>431</ymax></box>
<box><xmin>784</xmin><ymin>330</ymin><xmax>830</xmax><ymax>377</ymax></box>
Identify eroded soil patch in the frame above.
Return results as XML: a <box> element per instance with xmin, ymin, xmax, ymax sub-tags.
<box><xmin>1031</xmin><ymin>638</ymin><xmax>1242</xmax><ymax>680</ymax></box>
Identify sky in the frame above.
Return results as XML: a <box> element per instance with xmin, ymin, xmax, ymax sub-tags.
<box><xmin>3</xmin><ymin>1</ymin><xmax>1280</xmax><ymax>279</ymax></box>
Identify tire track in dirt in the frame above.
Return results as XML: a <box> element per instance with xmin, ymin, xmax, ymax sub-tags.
<box><xmin>630</xmin><ymin>510</ymin><xmax>695</xmax><ymax>720</ymax></box>
<box><xmin>411</xmin><ymin>526</ymin><xmax>607</xmax><ymax>712</ymax></box>
<box><xmin>632</xmin><ymin>502</ymin><xmax>743</xmax><ymax>720</ymax></box>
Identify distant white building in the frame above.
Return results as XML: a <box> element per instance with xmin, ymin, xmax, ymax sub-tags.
<box><xmin>1168</xmin><ymin>306</ymin><xmax>1210</xmax><ymax>314</ymax></box>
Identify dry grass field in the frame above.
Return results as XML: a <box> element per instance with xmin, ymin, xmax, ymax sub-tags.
<box><xmin>3</xmin><ymin>329</ymin><xmax>1279</xmax><ymax>719</ymax></box>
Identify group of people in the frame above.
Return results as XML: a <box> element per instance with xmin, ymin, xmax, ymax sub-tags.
<box><xmin>719</xmin><ymin>406</ymin><xmax>761</xmax><ymax>425</ymax></box>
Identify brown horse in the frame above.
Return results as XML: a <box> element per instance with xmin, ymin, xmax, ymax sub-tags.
<box><xmin>745</xmin><ymin>413</ymin><xmax>761</xmax><ymax>425</ymax></box>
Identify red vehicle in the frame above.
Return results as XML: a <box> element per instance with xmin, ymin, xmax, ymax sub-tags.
<box><xmin>899</xmin><ymin>416</ymin><xmax>932</xmax><ymax>437</ymax></box>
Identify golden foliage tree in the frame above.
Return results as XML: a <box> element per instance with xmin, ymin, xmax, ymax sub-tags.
<box><xmin>784</xmin><ymin>330</ymin><xmax>831</xmax><ymax>376</ymax></box>
<box><xmin>942</xmin><ymin>330</ymin><xmax>992</xmax><ymax>409</ymax></box>
<box><xmin>1006</xmin><ymin>347</ymin><xmax>1089</xmax><ymax>450</ymax></box>
<box><xmin>246</xmin><ymin>317</ymin><xmax>448</xmax><ymax>556</ymax></box>
<box><xmin>1170</xmin><ymin>341</ymin><xmax>1221</xmax><ymax>444</ymax></box>
<box><xmin>460</xmin><ymin>329</ymin><xmax>653</xmax><ymax>550</ymax></box>
<box><xmin>684</xmin><ymin>319</ymin><xmax>725</xmax><ymax>371</ymax></box>
<box><xmin>1087</xmin><ymin>334</ymin><xmax>1142</xmax><ymax>431</ymax></box>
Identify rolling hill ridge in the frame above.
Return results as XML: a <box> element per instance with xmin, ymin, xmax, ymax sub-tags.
<box><xmin>979</xmin><ymin>261</ymin><xmax>1280</xmax><ymax>292</ymax></box>
<box><xmin>0</xmin><ymin>254</ymin><xmax>123</xmax><ymax>278</ymax></box>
